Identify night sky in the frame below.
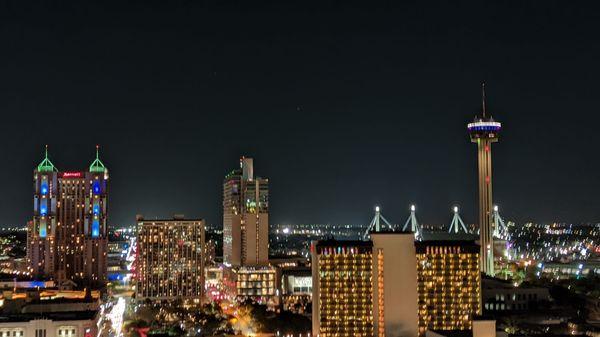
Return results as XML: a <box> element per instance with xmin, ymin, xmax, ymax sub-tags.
<box><xmin>1</xmin><ymin>1</ymin><xmax>599</xmax><ymax>227</ymax></box>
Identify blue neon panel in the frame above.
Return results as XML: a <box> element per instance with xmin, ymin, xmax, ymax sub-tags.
<box><xmin>92</xmin><ymin>219</ymin><xmax>100</xmax><ymax>238</ymax></box>
<box><xmin>92</xmin><ymin>181</ymin><xmax>101</xmax><ymax>195</ymax></box>
<box><xmin>40</xmin><ymin>199</ymin><xmax>47</xmax><ymax>216</ymax></box>
<box><xmin>41</xmin><ymin>182</ymin><xmax>48</xmax><ymax>195</ymax></box>
<box><xmin>93</xmin><ymin>202</ymin><xmax>100</xmax><ymax>215</ymax></box>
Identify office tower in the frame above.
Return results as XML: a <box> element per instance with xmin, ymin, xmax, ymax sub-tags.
<box><xmin>136</xmin><ymin>216</ymin><xmax>205</xmax><ymax>302</ymax></box>
<box><xmin>467</xmin><ymin>84</ymin><xmax>501</xmax><ymax>276</ymax></box>
<box><xmin>371</xmin><ymin>232</ymin><xmax>418</xmax><ymax>337</ymax></box>
<box><xmin>416</xmin><ymin>240</ymin><xmax>482</xmax><ymax>335</ymax></box>
<box><xmin>28</xmin><ymin>146</ymin><xmax>108</xmax><ymax>288</ymax></box>
<box><xmin>311</xmin><ymin>240</ymin><xmax>374</xmax><ymax>337</ymax></box>
<box><xmin>223</xmin><ymin>157</ymin><xmax>269</xmax><ymax>267</ymax></box>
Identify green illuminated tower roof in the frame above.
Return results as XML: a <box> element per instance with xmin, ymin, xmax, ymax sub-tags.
<box><xmin>89</xmin><ymin>145</ymin><xmax>107</xmax><ymax>173</ymax></box>
<box><xmin>37</xmin><ymin>145</ymin><xmax>58</xmax><ymax>172</ymax></box>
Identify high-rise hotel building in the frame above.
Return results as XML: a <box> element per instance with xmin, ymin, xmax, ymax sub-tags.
<box><xmin>311</xmin><ymin>240</ymin><xmax>374</xmax><ymax>337</ymax></box>
<box><xmin>223</xmin><ymin>157</ymin><xmax>269</xmax><ymax>267</ymax></box>
<box><xmin>416</xmin><ymin>240</ymin><xmax>482</xmax><ymax>335</ymax></box>
<box><xmin>135</xmin><ymin>216</ymin><xmax>205</xmax><ymax>302</ymax></box>
<box><xmin>312</xmin><ymin>233</ymin><xmax>419</xmax><ymax>337</ymax></box>
<box><xmin>27</xmin><ymin>146</ymin><xmax>108</xmax><ymax>288</ymax></box>
<box><xmin>312</xmin><ymin>234</ymin><xmax>482</xmax><ymax>337</ymax></box>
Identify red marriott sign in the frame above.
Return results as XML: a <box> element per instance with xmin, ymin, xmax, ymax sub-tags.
<box><xmin>60</xmin><ymin>172</ymin><xmax>83</xmax><ymax>178</ymax></box>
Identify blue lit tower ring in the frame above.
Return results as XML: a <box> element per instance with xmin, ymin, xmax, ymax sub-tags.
<box><xmin>467</xmin><ymin>121</ymin><xmax>501</xmax><ymax>135</ymax></box>
<box><xmin>468</xmin><ymin>83</ymin><xmax>501</xmax><ymax>277</ymax></box>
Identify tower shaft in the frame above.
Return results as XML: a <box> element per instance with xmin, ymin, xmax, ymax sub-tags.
<box><xmin>477</xmin><ymin>139</ymin><xmax>495</xmax><ymax>276</ymax></box>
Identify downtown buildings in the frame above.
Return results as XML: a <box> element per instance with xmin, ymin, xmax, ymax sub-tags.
<box><xmin>27</xmin><ymin>147</ymin><xmax>108</xmax><ymax>289</ymax></box>
<box><xmin>135</xmin><ymin>216</ymin><xmax>205</xmax><ymax>302</ymax></box>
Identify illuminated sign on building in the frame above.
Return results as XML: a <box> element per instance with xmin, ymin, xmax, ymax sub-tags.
<box><xmin>60</xmin><ymin>172</ymin><xmax>83</xmax><ymax>178</ymax></box>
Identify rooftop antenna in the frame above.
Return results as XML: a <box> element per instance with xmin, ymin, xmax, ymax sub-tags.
<box><xmin>448</xmin><ymin>205</ymin><xmax>469</xmax><ymax>234</ymax></box>
<box><xmin>402</xmin><ymin>204</ymin><xmax>422</xmax><ymax>241</ymax></box>
<box><xmin>493</xmin><ymin>205</ymin><xmax>509</xmax><ymax>240</ymax></box>
<box><xmin>482</xmin><ymin>82</ymin><xmax>487</xmax><ymax>117</ymax></box>
<box><xmin>363</xmin><ymin>206</ymin><xmax>393</xmax><ymax>240</ymax></box>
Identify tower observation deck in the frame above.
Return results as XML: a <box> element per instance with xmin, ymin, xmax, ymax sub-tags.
<box><xmin>468</xmin><ymin>83</ymin><xmax>501</xmax><ymax>277</ymax></box>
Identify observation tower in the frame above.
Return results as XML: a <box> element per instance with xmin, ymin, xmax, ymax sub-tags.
<box><xmin>468</xmin><ymin>83</ymin><xmax>501</xmax><ymax>276</ymax></box>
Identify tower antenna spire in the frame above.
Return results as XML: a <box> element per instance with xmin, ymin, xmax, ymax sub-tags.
<box><xmin>96</xmin><ymin>144</ymin><xmax>100</xmax><ymax>159</ymax></box>
<box><xmin>482</xmin><ymin>82</ymin><xmax>486</xmax><ymax>117</ymax></box>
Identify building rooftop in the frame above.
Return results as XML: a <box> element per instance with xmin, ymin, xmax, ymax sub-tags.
<box><xmin>137</xmin><ymin>216</ymin><xmax>204</xmax><ymax>223</ymax></box>
<box><xmin>421</xmin><ymin>231</ymin><xmax>478</xmax><ymax>241</ymax></box>
<box><xmin>0</xmin><ymin>310</ymin><xmax>97</xmax><ymax>322</ymax></box>
<box><xmin>416</xmin><ymin>239</ymin><xmax>480</xmax><ymax>253</ymax></box>
<box><xmin>314</xmin><ymin>239</ymin><xmax>373</xmax><ymax>248</ymax></box>
<box><xmin>369</xmin><ymin>228</ymin><xmax>414</xmax><ymax>235</ymax></box>
<box><xmin>88</xmin><ymin>145</ymin><xmax>107</xmax><ymax>173</ymax></box>
<box><xmin>36</xmin><ymin>146</ymin><xmax>58</xmax><ymax>173</ymax></box>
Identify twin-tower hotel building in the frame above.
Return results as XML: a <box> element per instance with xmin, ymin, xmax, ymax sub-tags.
<box><xmin>27</xmin><ymin>147</ymin><xmax>108</xmax><ymax>289</ymax></box>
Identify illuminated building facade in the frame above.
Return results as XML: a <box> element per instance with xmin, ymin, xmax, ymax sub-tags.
<box><xmin>234</xmin><ymin>266</ymin><xmax>277</xmax><ymax>302</ymax></box>
<box><xmin>135</xmin><ymin>216</ymin><xmax>205</xmax><ymax>302</ymax></box>
<box><xmin>311</xmin><ymin>240</ymin><xmax>374</xmax><ymax>337</ymax></box>
<box><xmin>28</xmin><ymin>146</ymin><xmax>108</xmax><ymax>289</ymax></box>
<box><xmin>468</xmin><ymin>84</ymin><xmax>501</xmax><ymax>276</ymax></box>
<box><xmin>219</xmin><ymin>265</ymin><xmax>279</xmax><ymax>306</ymax></box>
<box><xmin>223</xmin><ymin>157</ymin><xmax>269</xmax><ymax>267</ymax></box>
<box><xmin>416</xmin><ymin>240</ymin><xmax>481</xmax><ymax>336</ymax></box>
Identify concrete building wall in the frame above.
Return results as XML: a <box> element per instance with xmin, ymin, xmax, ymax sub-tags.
<box><xmin>243</xmin><ymin>214</ymin><xmax>269</xmax><ymax>266</ymax></box>
<box><xmin>371</xmin><ymin>232</ymin><xmax>419</xmax><ymax>337</ymax></box>
<box><xmin>472</xmin><ymin>320</ymin><xmax>496</xmax><ymax>337</ymax></box>
<box><xmin>223</xmin><ymin>213</ymin><xmax>241</xmax><ymax>267</ymax></box>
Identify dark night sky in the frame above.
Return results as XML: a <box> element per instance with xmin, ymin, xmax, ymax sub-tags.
<box><xmin>1</xmin><ymin>1</ymin><xmax>599</xmax><ymax>227</ymax></box>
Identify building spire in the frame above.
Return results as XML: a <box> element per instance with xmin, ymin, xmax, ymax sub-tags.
<box><xmin>37</xmin><ymin>145</ymin><xmax>58</xmax><ymax>172</ymax></box>
<box><xmin>89</xmin><ymin>145</ymin><xmax>107</xmax><ymax>173</ymax></box>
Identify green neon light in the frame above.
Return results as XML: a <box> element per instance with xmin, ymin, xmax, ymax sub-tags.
<box><xmin>37</xmin><ymin>145</ymin><xmax>58</xmax><ymax>172</ymax></box>
<box><xmin>89</xmin><ymin>145</ymin><xmax>107</xmax><ymax>173</ymax></box>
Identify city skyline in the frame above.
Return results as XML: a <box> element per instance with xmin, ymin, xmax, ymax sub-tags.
<box><xmin>2</xmin><ymin>2</ymin><xmax>600</xmax><ymax>227</ymax></box>
<box><xmin>1</xmin><ymin>3</ymin><xmax>598</xmax><ymax>337</ymax></box>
